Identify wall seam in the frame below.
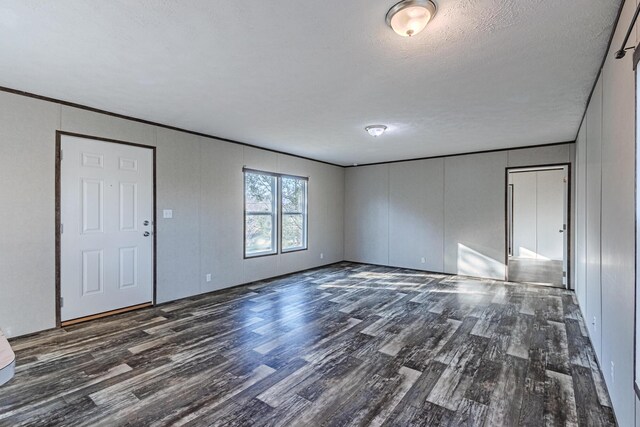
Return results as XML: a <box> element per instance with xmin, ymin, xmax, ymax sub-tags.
<box><xmin>242</xmin><ymin>147</ymin><xmax>246</xmax><ymax>282</ymax></box>
<box><xmin>584</xmin><ymin>120</ymin><xmax>589</xmax><ymax>318</ymax></box>
<box><xmin>388</xmin><ymin>164</ymin><xmax>392</xmax><ymax>266</ymax></box>
<box><xmin>442</xmin><ymin>158</ymin><xmax>446</xmax><ymax>273</ymax></box>
<box><xmin>198</xmin><ymin>137</ymin><xmax>203</xmax><ymax>293</ymax></box>
<box><xmin>507</xmin><ymin>151</ymin><xmax>510</xmax><ymax>281</ymax></box>
<box><xmin>598</xmin><ymin>67</ymin><xmax>604</xmax><ymax>362</ymax></box>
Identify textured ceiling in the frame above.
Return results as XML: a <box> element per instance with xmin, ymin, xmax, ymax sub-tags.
<box><xmin>0</xmin><ymin>0</ymin><xmax>620</xmax><ymax>165</ymax></box>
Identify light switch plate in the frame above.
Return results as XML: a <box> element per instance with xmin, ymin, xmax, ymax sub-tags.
<box><xmin>163</xmin><ymin>209</ymin><xmax>173</xmax><ymax>219</ymax></box>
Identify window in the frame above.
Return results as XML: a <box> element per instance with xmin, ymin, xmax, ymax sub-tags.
<box><xmin>243</xmin><ymin>169</ymin><xmax>308</xmax><ymax>257</ymax></box>
<box><xmin>244</xmin><ymin>171</ymin><xmax>278</xmax><ymax>257</ymax></box>
<box><xmin>281</xmin><ymin>176</ymin><xmax>308</xmax><ymax>252</ymax></box>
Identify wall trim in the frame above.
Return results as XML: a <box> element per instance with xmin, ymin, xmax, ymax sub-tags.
<box><xmin>0</xmin><ymin>85</ymin><xmax>343</xmax><ymax>168</ymax></box>
<box><xmin>2</xmin><ymin>84</ymin><xmax>574</xmax><ymax>170</ymax></box>
<box><xmin>575</xmin><ymin>0</ymin><xmax>627</xmax><ymax>139</ymax></box>
<box><xmin>345</xmin><ymin>141</ymin><xmax>575</xmax><ymax>168</ymax></box>
<box><xmin>8</xmin><ymin>261</ymin><xmax>346</xmax><ymax>339</ymax></box>
<box><xmin>344</xmin><ymin>260</ymin><xmax>512</xmax><ymax>283</ymax></box>
<box><xmin>154</xmin><ymin>262</ymin><xmax>345</xmax><ymax>307</ymax></box>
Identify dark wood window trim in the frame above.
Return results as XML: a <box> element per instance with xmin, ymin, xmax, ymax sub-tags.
<box><xmin>242</xmin><ymin>168</ymin><xmax>309</xmax><ymax>257</ymax></box>
<box><xmin>280</xmin><ymin>176</ymin><xmax>309</xmax><ymax>254</ymax></box>
<box><xmin>243</xmin><ymin>169</ymin><xmax>279</xmax><ymax>259</ymax></box>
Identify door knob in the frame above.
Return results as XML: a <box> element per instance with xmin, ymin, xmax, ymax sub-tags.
<box><xmin>144</xmin><ymin>231</ymin><xmax>150</xmax><ymax>237</ymax></box>
<box><xmin>559</xmin><ymin>229</ymin><xmax>564</xmax><ymax>233</ymax></box>
<box><xmin>143</xmin><ymin>220</ymin><xmax>150</xmax><ymax>226</ymax></box>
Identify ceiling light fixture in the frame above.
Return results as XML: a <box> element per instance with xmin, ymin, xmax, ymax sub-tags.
<box><xmin>386</xmin><ymin>0</ymin><xmax>437</xmax><ymax>37</ymax></box>
<box><xmin>365</xmin><ymin>125</ymin><xmax>388</xmax><ymax>137</ymax></box>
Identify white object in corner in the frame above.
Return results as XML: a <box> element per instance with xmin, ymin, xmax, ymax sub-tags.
<box><xmin>0</xmin><ymin>330</ymin><xmax>15</xmax><ymax>386</ymax></box>
<box><xmin>163</xmin><ymin>209</ymin><xmax>173</xmax><ymax>219</ymax></box>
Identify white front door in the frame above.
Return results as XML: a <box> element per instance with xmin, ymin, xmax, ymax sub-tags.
<box><xmin>60</xmin><ymin>135</ymin><xmax>154</xmax><ymax>322</ymax></box>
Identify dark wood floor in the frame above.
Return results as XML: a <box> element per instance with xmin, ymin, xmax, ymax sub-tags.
<box><xmin>508</xmin><ymin>258</ymin><xmax>565</xmax><ymax>288</ymax></box>
<box><xmin>1</xmin><ymin>263</ymin><xmax>615</xmax><ymax>426</ymax></box>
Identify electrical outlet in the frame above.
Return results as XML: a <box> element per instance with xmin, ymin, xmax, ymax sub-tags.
<box><xmin>320</xmin><ymin>253</ymin><xmax>324</xmax><ymax>260</ymax></box>
<box><xmin>610</xmin><ymin>361</ymin><xmax>615</xmax><ymax>384</ymax></box>
<box><xmin>421</xmin><ymin>257</ymin><xmax>426</xmax><ymax>264</ymax></box>
<box><xmin>205</xmin><ymin>273</ymin><xmax>212</xmax><ymax>282</ymax></box>
<box><xmin>163</xmin><ymin>209</ymin><xmax>173</xmax><ymax>219</ymax></box>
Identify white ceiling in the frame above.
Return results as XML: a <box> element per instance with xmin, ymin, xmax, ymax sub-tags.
<box><xmin>0</xmin><ymin>0</ymin><xmax>620</xmax><ymax>166</ymax></box>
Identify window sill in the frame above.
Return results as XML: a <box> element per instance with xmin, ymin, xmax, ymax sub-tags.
<box><xmin>281</xmin><ymin>248</ymin><xmax>308</xmax><ymax>254</ymax></box>
<box><xmin>244</xmin><ymin>251</ymin><xmax>278</xmax><ymax>260</ymax></box>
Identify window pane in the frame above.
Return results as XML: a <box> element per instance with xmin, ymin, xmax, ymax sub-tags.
<box><xmin>244</xmin><ymin>171</ymin><xmax>277</xmax><ymax>257</ymax></box>
<box><xmin>245</xmin><ymin>214</ymin><xmax>274</xmax><ymax>254</ymax></box>
<box><xmin>282</xmin><ymin>214</ymin><xmax>304</xmax><ymax>250</ymax></box>
<box><xmin>245</xmin><ymin>172</ymin><xmax>275</xmax><ymax>213</ymax></box>
<box><xmin>281</xmin><ymin>177</ymin><xmax>305</xmax><ymax>213</ymax></box>
<box><xmin>281</xmin><ymin>176</ymin><xmax>307</xmax><ymax>251</ymax></box>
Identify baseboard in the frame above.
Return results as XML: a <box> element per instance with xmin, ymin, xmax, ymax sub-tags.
<box><xmin>153</xmin><ymin>261</ymin><xmax>346</xmax><ymax>308</ymax></box>
<box><xmin>344</xmin><ymin>259</ymin><xmax>507</xmax><ymax>282</ymax></box>
<box><xmin>9</xmin><ymin>261</ymin><xmax>346</xmax><ymax>339</ymax></box>
<box><xmin>60</xmin><ymin>302</ymin><xmax>154</xmax><ymax>327</ymax></box>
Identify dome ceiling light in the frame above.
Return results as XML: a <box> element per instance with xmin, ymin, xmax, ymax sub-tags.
<box><xmin>365</xmin><ymin>125</ymin><xmax>388</xmax><ymax>137</ymax></box>
<box><xmin>386</xmin><ymin>0</ymin><xmax>437</xmax><ymax>37</ymax></box>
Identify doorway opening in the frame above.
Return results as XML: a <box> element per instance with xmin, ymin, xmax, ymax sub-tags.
<box><xmin>506</xmin><ymin>164</ymin><xmax>570</xmax><ymax>288</ymax></box>
<box><xmin>56</xmin><ymin>131</ymin><xmax>156</xmax><ymax>326</ymax></box>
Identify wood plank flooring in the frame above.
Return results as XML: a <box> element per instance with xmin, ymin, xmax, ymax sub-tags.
<box><xmin>1</xmin><ymin>263</ymin><xmax>615</xmax><ymax>426</ymax></box>
<box><xmin>508</xmin><ymin>258</ymin><xmax>564</xmax><ymax>287</ymax></box>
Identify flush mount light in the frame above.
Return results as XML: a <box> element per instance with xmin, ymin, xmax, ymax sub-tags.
<box><xmin>386</xmin><ymin>0</ymin><xmax>437</xmax><ymax>37</ymax></box>
<box><xmin>365</xmin><ymin>125</ymin><xmax>388</xmax><ymax>137</ymax></box>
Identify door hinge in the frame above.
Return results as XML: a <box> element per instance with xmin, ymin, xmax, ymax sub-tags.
<box><xmin>60</xmin><ymin>149</ymin><xmax>63</xmax><ymax>161</ymax></box>
<box><xmin>563</xmin><ymin>272</ymin><xmax>567</xmax><ymax>278</ymax></box>
<box><xmin>60</xmin><ymin>223</ymin><xmax>64</xmax><ymax>234</ymax></box>
<box><xmin>60</xmin><ymin>297</ymin><xmax>64</xmax><ymax>308</ymax></box>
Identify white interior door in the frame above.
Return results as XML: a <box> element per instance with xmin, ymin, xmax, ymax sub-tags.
<box><xmin>61</xmin><ymin>135</ymin><xmax>154</xmax><ymax>322</ymax></box>
<box><xmin>511</xmin><ymin>171</ymin><xmax>538</xmax><ymax>258</ymax></box>
<box><xmin>536</xmin><ymin>168</ymin><xmax>566</xmax><ymax>261</ymax></box>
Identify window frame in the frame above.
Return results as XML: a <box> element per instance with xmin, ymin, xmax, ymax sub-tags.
<box><xmin>243</xmin><ymin>169</ymin><xmax>279</xmax><ymax>259</ymax></box>
<box><xmin>242</xmin><ymin>168</ymin><xmax>309</xmax><ymax>258</ymax></box>
<box><xmin>279</xmin><ymin>174</ymin><xmax>309</xmax><ymax>254</ymax></box>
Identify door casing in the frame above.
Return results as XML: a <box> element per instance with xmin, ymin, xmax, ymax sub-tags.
<box><xmin>55</xmin><ymin>130</ymin><xmax>157</xmax><ymax>327</ymax></box>
<box><xmin>504</xmin><ymin>162</ymin><xmax>572</xmax><ymax>288</ymax></box>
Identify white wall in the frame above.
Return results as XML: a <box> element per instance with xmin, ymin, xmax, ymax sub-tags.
<box><xmin>345</xmin><ymin>144</ymin><xmax>573</xmax><ymax>280</ymax></box>
<box><xmin>444</xmin><ymin>152</ymin><xmax>507</xmax><ymax>279</ymax></box>
<box><xmin>0</xmin><ymin>91</ymin><xmax>344</xmax><ymax>338</ymax></box>
<box><xmin>389</xmin><ymin>159</ymin><xmax>444</xmax><ymax>272</ymax></box>
<box><xmin>574</xmin><ymin>0</ymin><xmax>639</xmax><ymax>425</ymax></box>
<box><xmin>585</xmin><ymin>76</ymin><xmax>603</xmax><ymax>358</ymax></box>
